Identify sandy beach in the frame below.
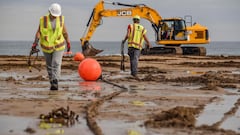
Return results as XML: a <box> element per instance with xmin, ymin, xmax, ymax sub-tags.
<box><xmin>0</xmin><ymin>55</ymin><xmax>240</xmax><ymax>135</ymax></box>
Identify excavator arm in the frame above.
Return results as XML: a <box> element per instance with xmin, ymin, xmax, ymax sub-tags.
<box><xmin>80</xmin><ymin>0</ymin><xmax>162</xmax><ymax>56</ymax></box>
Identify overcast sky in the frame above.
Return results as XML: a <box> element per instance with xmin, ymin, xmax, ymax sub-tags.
<box><xmin>0</xmin><ymin>0</ymin><xmax>239</xmax><ymax>42</ymax></box>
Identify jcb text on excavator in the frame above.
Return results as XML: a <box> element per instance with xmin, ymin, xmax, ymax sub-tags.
<box><xmin>80</xmin><ymin>0</ymin><xmax>210</xmax><ymax>56</ymax></box>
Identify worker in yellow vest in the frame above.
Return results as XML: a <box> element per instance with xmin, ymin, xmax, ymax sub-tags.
<box><xmin>32</xmin><ymin>3</ymin><xmax>71</xmax><ymax>90</ymax></box>
<box><xmin>122</xmin><ymin>15</ymin><xmax>151</xmax><ymax>79</ymax></box>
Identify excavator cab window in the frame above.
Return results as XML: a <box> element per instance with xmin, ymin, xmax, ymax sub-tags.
<box><xmin>160</xmin><ymin>19</ymin><xmax>187</xmax><ymax>41</ymax></box>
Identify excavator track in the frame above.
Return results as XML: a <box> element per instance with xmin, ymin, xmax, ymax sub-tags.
<box><xmin>142</xmin><ymin>46</ymin><xmax>206</xmax><ymax>56</ymax></box>
<box><xmin>181</xmin><ymin>46</ymin><xmax>206</xmax><ymax>56</ymax></box>
<box><xmin>142</xmin><ymin>46</ymin><xmax>182</xmax><ymax>55</ymax></box>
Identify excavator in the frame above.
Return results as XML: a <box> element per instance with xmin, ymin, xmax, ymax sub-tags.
<box><xmin>80</xmin><ymin>0</ymin><xmax>210</xmax><ymax>56</ymax></box>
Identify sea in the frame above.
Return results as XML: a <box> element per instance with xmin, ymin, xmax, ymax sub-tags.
<box><xmin>0</xmin><ymin>41</ymin><xmax>239</xmax><ymax>56</ymax></box>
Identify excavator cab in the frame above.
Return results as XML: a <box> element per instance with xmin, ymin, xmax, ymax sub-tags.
<box><xmin>145</xmin><ymin>17</ymin><xmax>210</xmax><ymax>56</ymax></box>
<box><xmin>159</xmin><ymin>19</ymin><xmax>187</xmax><ymax>41</ymax></box>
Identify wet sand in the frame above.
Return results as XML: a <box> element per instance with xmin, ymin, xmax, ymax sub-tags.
<box><xmin>0</xmin><ymin>55</ymin><xmax>240</xmax><ymax>135</ymax></box>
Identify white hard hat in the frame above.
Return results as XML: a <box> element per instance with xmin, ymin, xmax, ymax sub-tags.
<box><xmin>49</xmin><ymin>3</ymin><xmax>61</xmax><ymax>17</ymax></box>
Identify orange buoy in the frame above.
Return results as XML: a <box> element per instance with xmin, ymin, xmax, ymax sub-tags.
<box><xmin>74</xmin><ymin>52</ymin><xmax>85</xmax><ymax>61</ymax></box>
<box><xmin>78</xmin><ymin>58</ymin><xmax>102</xmax><ymax>81</ymax></box>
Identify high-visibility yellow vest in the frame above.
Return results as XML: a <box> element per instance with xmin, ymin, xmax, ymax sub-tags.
<box><xmin>39</xmin><ymin>14</ymin><xmax>65</xmax><ymax>53</ymax></box>
<box><xmin>128</xmin><ymin>23</ymin><xmax>146</xmax><ymax>50</ymax></box>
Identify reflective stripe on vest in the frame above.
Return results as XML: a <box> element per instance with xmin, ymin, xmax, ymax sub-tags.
<box><xmin>60</xmin><ymin>16</ymin><xmax>63</xmax><ymax>27</ymax></box>
<box><xmin>128</xmin><ymin>24</ymin><xmax>146</xmax><ymax>50</ymax></box>
<box><xmin>44</xmin><ymin>16</ymin><xmax>48</xmax><ymax>28</ymax></box>
<box><xmin>40</xmin><ymin>42</ymin><xmax>65</xmax><ymax>50</ymax></box>
<box><xmin>40</xmin><ymin>15</ymin><xmax>65</xmax><ymax>53</ymax></box>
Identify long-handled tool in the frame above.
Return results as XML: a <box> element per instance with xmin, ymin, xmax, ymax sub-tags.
<box><xmin>27</xmin><ymin>48</ymin><xmax>40</xmax><ymax>72</ymax></box>
<box><xmin>120</xmin><ymin>42</ymin><xmax>125</xmax><ymax>71</ymax></box>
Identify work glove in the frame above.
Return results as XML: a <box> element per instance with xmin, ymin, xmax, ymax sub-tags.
<box><xmin>32</xmin><ymin>43</ymin><xmax>38</xmax><ymax>50</ymax></box>
<box><xmin>121</xmin><ymin>40</ymin><xmax>125</xmax><ymax>45</ymax></box>
<box><xmin>144</xmin><ymin>43</ymin><xmax>150</xmax><ymax>53</ymax></box>
<box><xmin>32</xmin><ymin>38</ymin><xmax>39</xmax><ymax>50</ymax></box>
<box><xmin>67</xmin><ymin>42</ymin><xmax>71</xmax><ymax>52</ymax></box>
<box><xmin>146</xmin><ymin>42</ymin><xmax>152</xmax><ymax>48</ymax></box>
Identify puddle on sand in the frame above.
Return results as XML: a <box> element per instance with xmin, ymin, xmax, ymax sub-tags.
<box><xmin>0</xmin><ymin>82</ymin><xmax>104</xmax><ymax>100</ymax></box>
<box><xmin>19</xmin><ymin>87</ymin><xmax>49</xmax><ymax>91</ymax></box>
<box><xmin>220</xmin><ymin>108</ymin><xmax>240</xmax><ymax>133</ymax></box>
<box><xmin>196</xmin><ymin>95</ymin><xmax>239</xmax><ymax>126</ymax></box>
<box><xmin>79</xmin><ymin>81</ymin><xmax>102</xmax><ymax>91</ymax></box>
<box><xmin>60</xmin><ymin>74</ymin><xmax>80</xmax><ymax>81</ymax></box>
<box><xmin>0</xmin><ymin>109</ymin><xmax>151</xmax><ymax>135</ymax></box>
<box><xmin>0</xmin><ymin>92</ymin><xmax>48</xmax><ymax>100</ymax></box>
<box><xmin>0</xmin><ymin>115</ymin><xmax>93</xmax><ymax>135</ymax></box>
<box><xmin>0</xmin><ymin>72</ymin><xmax>25</xmax><ymax>80</ymax></box>
<box><xmin>0</xmin><ymin>115</ymin><xmax>34</xmax><ymax>135</ymax></box>
<box><xmin>98</xmin><ymin>119</ymin><xmax>146</xmax><ymax>135</ymax></box>
<box><xmin>196</xmin><ymin>88</ymin><xmax>240</xmax><ymax>133</ymax></box>
<box><xmin>231</xmin><ymin>70</ymin><xmax>240</xmax><ymax>75</ymax></box>
<box><xmin>107</xmin><ymin>71</ymin><xmax>131</xmax><ymax>80</ymax></box>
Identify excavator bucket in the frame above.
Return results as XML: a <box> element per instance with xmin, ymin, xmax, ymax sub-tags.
<box><xmin>82</xmin><ymin>41</ymin><xmax>103</xmax><ymax>56</ymax></box>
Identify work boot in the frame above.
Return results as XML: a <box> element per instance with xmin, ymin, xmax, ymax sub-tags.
<box><xmin>50</xmin><ymin>79</ymin><xmax>58</xmax><ymax>91</ymax></box>
<box><xmin>131</xmin><ymin>74</ymin><xmax>141</xmax><ymax>81</ymax></box>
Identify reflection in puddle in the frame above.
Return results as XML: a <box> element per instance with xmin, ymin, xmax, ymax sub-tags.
<box><xmin>0</xmin><ymin>92</ymin><xmax>48</xmax><ymax>100</ymax></box>
<box><xmin>99</xmin><ymin>119</ymin><xmax>146</xmax><ymax>135</ymax></box>
<box><xmin>0</xmin><ymin>115</ymin><xmax>93</xmax><ymax>135</ymax></box>
<box><xmin>0</xmin><ymin>81</ymin><xmax>103</xmax><ymax>100</ymax></box>
<box><xmin>19</xmin><ymin>87</ymin><xmax>49</xmax><ymax>91</ymax></box>
<box><xmin>61</xmin><ymin>74</ymin><xmax>79</xmax><ymax>81</ymax></box>
<box><xmin>0</xmin><ymin>72</ymin><xmax>24</xmax><ymax>80</ymax></box>
<box><xmin>196</xmin><ymin>95</ymin><xmax>239</xmax><ymax>126</ymax></box>
<box><xmin>0</xmin><ymin>115</ymin><xmax>35</xmax><ymax>135</ymax></box>
<box><xmin>79</xmin><ymin>81</ymin><xmax>102</xmax><ymax>91</ymax></box>
<box><xmin>196</xmin><ymin>88</ymin><xmax>240</xmax><ymax>133</ymax></box>
<box><xmin>231</xmin><ymin>70</ymin><xmax>240</xmax><ymax>75</ymax></box>
<box><xmin>110</xmin><ymin>72</ymin><xmax>131</xmax><ymax>80</ymax></box>
<box><xmin>0</xmin><ymin>115</ymin><xmax>147</xmax><ymax>135</ymax></box>
<box><xmin>220</xmin><ymin>108</ymin><xmax>240</xmax><ymax>133</ymax></box>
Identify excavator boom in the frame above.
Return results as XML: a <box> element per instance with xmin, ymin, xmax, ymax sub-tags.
<box><xmin>81</xmin><ymin>0</ymin><xmax>209</xmax><ymax>56</ymax></box>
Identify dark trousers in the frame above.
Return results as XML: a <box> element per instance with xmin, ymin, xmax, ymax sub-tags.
<box><xmin>128</xmin><ymin>47</ymin><xmax>141</xmax><ymax>76</ymax></box>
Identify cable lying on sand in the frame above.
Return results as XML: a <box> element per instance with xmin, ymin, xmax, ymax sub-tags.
<box><xmin>85</xmin><ymin>76</ymin><xmax>130</xmax><ymax>135</ymax></box>
<box><xmin>27</xmin><ymin>48</ymin><xmax>41</xmax><ymax>72</ymax></box>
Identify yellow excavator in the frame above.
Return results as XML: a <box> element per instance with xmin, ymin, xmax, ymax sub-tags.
<box><xmin>80</xmin><ymin>0</ymin><xmax>210</xmax><ymax>56</ymax></box>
